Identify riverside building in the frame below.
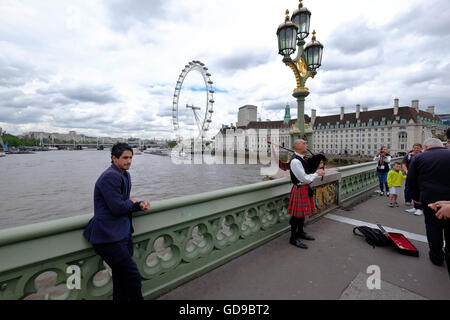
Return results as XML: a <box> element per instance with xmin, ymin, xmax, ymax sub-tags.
<box><xmin>311</xmin><ymin>99</ymin><xmax>447</xmax><ymax>156</ymax></box>
<box><xmin>215</xmin><ymin>99</ymin><xmax>446</xmax><ymax>156</ymax></box>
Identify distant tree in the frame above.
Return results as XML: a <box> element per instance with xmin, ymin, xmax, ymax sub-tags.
<box><xmin>168</xmin><ymin>141</ymin><xmax>177</xmax><ymax>148</ymax></box>
<box><xmin>2</xmin><ymin>133</ymin><xmax>20</xmax><ymax>147</ymax></box>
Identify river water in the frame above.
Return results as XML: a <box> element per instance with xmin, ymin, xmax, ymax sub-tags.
<box><xmin>0</xmin><ymin>150</ymin><xmax>267</xmax><ymax>230</ymax></box>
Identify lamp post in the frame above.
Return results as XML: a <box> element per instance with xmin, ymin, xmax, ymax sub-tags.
<box><xmin>276</xmin><ymin>0</ymin><xmax>323</xmax><ymax>147</ymax></box>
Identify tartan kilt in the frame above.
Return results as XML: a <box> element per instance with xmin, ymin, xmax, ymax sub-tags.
<box><xmin>286</xmin><ymin>184</ymin><xmax>317</xmax><ymax>218</ymax></box>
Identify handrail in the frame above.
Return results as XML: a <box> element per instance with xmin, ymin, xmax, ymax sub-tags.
<box><xmin>0</xmin><ymin>177</ymin><xmax>291</xmax><ymax>247</ymax></box>
<box><xmin>0</xmin><ymin>159</ymin><xmax>384</xmax><ymax>300</ymax></box>
<box><xmin>337</xmin><ymin>157</ymin><xmax>403</xmax><ymax>173</ymax></box>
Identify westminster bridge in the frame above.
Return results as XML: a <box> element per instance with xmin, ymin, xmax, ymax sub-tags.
<box><xmin>0</xmin><ymin>158</ymin><xmax>449</xmax><ymax>300</ymax></box>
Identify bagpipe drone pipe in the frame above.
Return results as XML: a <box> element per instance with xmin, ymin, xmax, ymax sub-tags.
<box><xmin>268</xmin><ymin>141</ymin><xmax>327</xmax><ymax>176</ymax></box>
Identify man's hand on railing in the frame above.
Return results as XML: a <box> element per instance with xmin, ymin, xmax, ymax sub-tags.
<box><xmin>140</xmin><ymin>201</ymin><xmax>150</xmax><ymax>211</ymax></box>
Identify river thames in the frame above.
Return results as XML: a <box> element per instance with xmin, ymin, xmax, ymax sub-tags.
<box><xmin>0</xmin><ymin>150</ymin><xmax>267</xmax><ymax>230</ymax></box>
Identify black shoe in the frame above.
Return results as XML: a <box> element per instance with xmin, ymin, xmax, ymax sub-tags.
<box><xmin>431</xmin><ymin>259</ymin><xmax>444</xmax><ymax>267</ymax></box>
<box><xmin>298</xmin><ymin>232</ymin><xmax>315</xmax><ymax>241</ymax></box>
<box><xmin>429</xmin><ymin>252</ymin><xmax>444</xmax><ymax>266</ymax></box>
<box><xmin>290</xmin><ymin>238</ymin><xmax>308</xmax><ymax>249</ymax></box>
<box><xmin>446</xmin><ymin>255</ymin><xmax>450</xmax><ymax>277</ymax></box>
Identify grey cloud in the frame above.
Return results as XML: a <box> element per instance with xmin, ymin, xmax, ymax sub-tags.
<box><xmin>327</xmin><ymin>21</ymin><xmax>383</xmax><ymax>55</ymax></box>
<box><xmin>38</xmin><ymin>84</ymin><xmax>120</xmax><ymax>105</ymax></box>
<box><xmin>157</xmin><ymin>109</ymin><xmax>173</xmax><ymax>117</ymax></box>
<box><xmin>0</xmin><ymin>58</ymin><xmax>43</xmax><ymax>87</ymax></box>
<box><xmin>214</xmin><ymin>51</ymin><xmax>274</xmax><ymax>73</ymax></box>
<box><xmin>389</xmin><ymin>0</ymin><xmax>450</xmax><ymax>37</ymax></box>
<box><xmin>0</xmin><ymin>89</ymin><xmax>67</xmax><ymax>110</ymax></box>
<box><xmin>316</xmin><ymin>69</ymin><xmax>376</xmax><ymax>95</ymax></box>
<box><xmin>0</xmin><ymin>106</ymin><xmax>50</xmax><ymax>124</ymax></box>
<box><xmin>321</xmin><ymin>47</ymin><xmax>383</xmax><ymax>72</ymax></box>
<box><xmin>62</xmin><ymin>87</ymin><xmax>120</xmax><ymax>105</ymax></box>
<box><xmin>403</xmin><ymin>63</ymin><xmax>450</xmax><ymax>86</ymax></box>
<box><xmin>105</xmin><ymin>0</ymin><xmax>168</xmax><ymax>32</ymax></box>
<box><xmin>51</xmin><ymin>111</ymin><xmax>171</xmax><ymax>135</ymax></box>
<box><xmin>263</xmin><ymin>101</ymin><xmax>297</xmax><ymax>111</ymax></box>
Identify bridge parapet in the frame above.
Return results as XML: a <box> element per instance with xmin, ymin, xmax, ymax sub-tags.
<box><xmin>337</xmin><ymin>157</ymin><xmax>402</xmax><ymax>202</ymax></box>
<box><xmin>0</xmin><ymin>159</ymin><xmax>393</xmax><ymax>300</ymax></box>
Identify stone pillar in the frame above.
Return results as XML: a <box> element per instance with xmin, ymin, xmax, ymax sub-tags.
<box><xmin>356</xmin><ymin>104</ymin><xmax>360</xmax><ymax>119</ymax></box>
<box><xmin>340</xmin><ymin>106</ymin><xmax>344</xmax><ymax>121</ymax></box>
<box><xmin>426</xmin><ymin>106</ymin><xmax>435</xmax><ymax>115</ymax></box>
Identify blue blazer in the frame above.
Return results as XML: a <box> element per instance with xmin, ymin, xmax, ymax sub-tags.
<box><xmin>83</xmin><ymin>164</ymin><xmax>141</xmax><ymax>244</ymax></box>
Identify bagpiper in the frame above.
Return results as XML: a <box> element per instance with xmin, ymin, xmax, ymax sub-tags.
<box><xmin>286</xmin><ymin>139</ymin><xmax>325</xmax><ymax>249</ymax></box>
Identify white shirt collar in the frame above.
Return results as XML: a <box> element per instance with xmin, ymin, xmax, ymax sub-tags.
<box><xmin>294</xmin><ymin>152</ymin><xmax>305</xmax><ymax>158</ymax></box>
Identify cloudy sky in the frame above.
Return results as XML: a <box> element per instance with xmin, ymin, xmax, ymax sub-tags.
<box><xmin>1</xmin><ymin>0</ymin><xmax>449</xmax><ymax>140</ymax></box>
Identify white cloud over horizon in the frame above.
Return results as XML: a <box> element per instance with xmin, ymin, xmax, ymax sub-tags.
<box><xmin>1</xmin><ymin>0</ymin><xmax>449</xmax><ymax>139</ymax></box>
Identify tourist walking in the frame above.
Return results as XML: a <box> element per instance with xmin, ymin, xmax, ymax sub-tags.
<box><xmin>83</xmin><ymin>142</ymin><xmax>150</xmax><ymax>300</ymax></box>
<box><xmin>402</xmin><ymin>143</ymin><xmax>423</xmax><ymax>215</ymax></box>
<box><xmin>407</xmin><ymin>138</ymin><xmax>450</xmax><ymax>268</ymax></box>
<box><xmin>374</xmin><ymin>146</ymin><xmax>391</xmax><ymax>196</ymax></box>
<box><xmin>287</xmin><ymin>139</ymin><xmax>325</xmax><ymax>249</ymax></box>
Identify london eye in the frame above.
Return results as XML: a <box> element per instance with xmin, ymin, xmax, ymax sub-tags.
<box><xmin>172</xmin><ymin>60</ymin><xmax>214</xmax><ymax>142</ymax></box>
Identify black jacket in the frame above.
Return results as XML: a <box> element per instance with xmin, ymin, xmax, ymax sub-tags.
<box><xmin>406</xmin><ymin>147</ymin><xmax>450</xmax><ymax>203</ymax></box>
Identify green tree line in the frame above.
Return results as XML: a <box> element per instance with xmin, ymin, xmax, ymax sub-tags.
<box><xmin>0</xmin><ymin>133</ymin><xmax>73</xmax><ymax>147</ymax></box>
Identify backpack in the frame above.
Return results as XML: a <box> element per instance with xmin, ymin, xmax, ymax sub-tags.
<box><xmin>353</xmin><ymin>226</ymin><xmax>391</xmax><ymax>247</ymax></box>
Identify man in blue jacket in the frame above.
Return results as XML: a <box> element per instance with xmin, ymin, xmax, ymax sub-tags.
<box><xmin>84</xmin><ymin>143</ymin><xmax>150</xmax><ymax>300</ymax></box>
<box><xmin>407</xmin><ymin>138</ymin><xmax>450</xmax><ymax>268</ymax></box>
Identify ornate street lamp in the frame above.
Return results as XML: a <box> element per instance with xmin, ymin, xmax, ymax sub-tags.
<box><xmin>291</xmin><ymin>1</ymin><xmax>311</xmax><ymax>41</ymax></box>
<box><xmin>305</xmin><ymin>32</ymin><xmax>324</xmax><ymax>70</ymax></box>
<box><xmin>276</xmin><ymin>0</ymin><xmax>323</xmax><ymax>146</ymax></box>
<box><xmin>276</xmin><ymin>10</ymin><xmax>298</xmax><ymax>57</ymax></box>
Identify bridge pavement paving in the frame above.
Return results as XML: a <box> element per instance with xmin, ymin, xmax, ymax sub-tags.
<box><xmin>157</xmin><ymin>189</ymin><xmax>450</xmax><ymax>300</ymax></box>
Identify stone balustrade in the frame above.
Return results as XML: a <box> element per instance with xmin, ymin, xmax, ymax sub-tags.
<box><xmin>0</xmin><ymin>159</ymin><xmax>391</xmax><ymax>300</ymax></box>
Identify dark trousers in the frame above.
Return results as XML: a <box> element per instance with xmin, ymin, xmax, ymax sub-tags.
<box><xmin>404</xmin><ymin>181</ymin><xmax>422</xmax><ymax>209</ymax></box>
<box><xmin>423</xmin><ymin>204</ymin><xmax>450</xmax><ymax>265</ymax></box>
<box><xmin>377</xmin><ymin>171</ymin><xmax>389</xmax><ymax>193</ymax></box>
<box><xmin>289</xmin><ymin>216</ymin><xmax>305</xmax><ymax>239</ymax></box>
<box><xmin>93</xmin><ymin>234</ymin><xmax>144</xmax><ymax>301</ymax></box>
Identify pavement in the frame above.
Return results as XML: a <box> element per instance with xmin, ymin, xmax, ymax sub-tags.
<box><xmin>158</xmin><ymin>189</ymin><xmax>450</xmax><ymax>300</ymax></box>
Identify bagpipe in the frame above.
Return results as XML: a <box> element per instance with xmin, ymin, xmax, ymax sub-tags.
<box><xmin>268</xmin><ymin>141</ymin><xmax>327</xmax><ymax>178</ymax></box>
